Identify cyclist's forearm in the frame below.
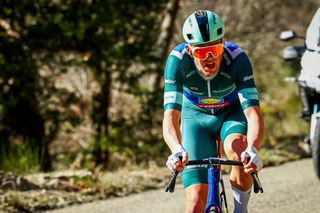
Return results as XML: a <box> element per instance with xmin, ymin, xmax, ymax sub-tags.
<box><xmin>244</xmin><ymin>106</ymin><xmax>264</xmax><ymax>149</ymax></box>
<box><xmin>163</xmin><ymin>109</ymin><xmax>182</xmax><ymax>152</ymax></box>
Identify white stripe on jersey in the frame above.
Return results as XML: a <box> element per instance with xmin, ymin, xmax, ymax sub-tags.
<box><xmin>170</xmin><ymin>49</ymin><xmax>186</xmax><ymax>60</ymax></box>
<box><xmin>225</xmin><ymin>46</ymin><xmax>243</xmax><ymax>59</ymax></box>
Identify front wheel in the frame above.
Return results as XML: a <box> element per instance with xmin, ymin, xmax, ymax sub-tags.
<box><xmin>209</xmin><ymin>206</ymin><xmax>221</xmax><ymax>213</ymax></box>
<box><xmin>312</xmin><ymin>117</ymin><xmax>320</xmax><ymax>179</ymax></box>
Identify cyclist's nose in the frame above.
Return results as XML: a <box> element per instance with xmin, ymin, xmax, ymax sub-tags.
<box><xmin>206</xmin><ymin>52</ymin><xmax>214</xmax><ymax>59</ymax></box>
<box><xmin>203</xmin><ymin>52</ymin><xmax>215</xmax><ymax>61</ymax></box>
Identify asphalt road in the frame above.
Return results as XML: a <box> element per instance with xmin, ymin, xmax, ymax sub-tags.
<box><xmin>49</xmin><ymin>158</ymin><xmax>320</xmax><ymax>213</ymax></box>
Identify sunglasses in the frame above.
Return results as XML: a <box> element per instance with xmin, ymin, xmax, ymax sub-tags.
<box><xmin>186</xmin><ymin>43</ymin><xmax>224</xmax><ymax>59</ymax></box>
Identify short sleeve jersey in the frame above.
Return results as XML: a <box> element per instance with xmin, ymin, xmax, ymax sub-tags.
<box><xmin>163</xmin><ymin>41</ymin><xmax>260</xmax><ymax>114</ymax></box>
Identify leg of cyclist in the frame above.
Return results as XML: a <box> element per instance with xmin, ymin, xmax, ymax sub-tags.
<box><xmin>224</xmin><ymin>133</ymin><xmax>252</xmax><ymax>190</ymax></box>
<box><xmin>219</xmin><ymin>103</ymin><xmax>253</xmax><ymax>213</ymax></box>
<box><xmin>180</xmin><ymin>107</ymin><xmax>223</xmax><ymax>213</ymax></box>
<box><xmin>224</xmin><ymin>133</ymin><xmax>252</xmax><ymax>213</ymax></box>
<box><xmin>185</xmin><ymin>184</ymin><xmax>208</xmax><ymax>213</ymax></box>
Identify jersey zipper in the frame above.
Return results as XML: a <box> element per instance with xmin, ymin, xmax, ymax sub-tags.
<box><xmin>207</xmin><ymin>80</ymin><xmax>214</xmax><ymax>114</ymax></box>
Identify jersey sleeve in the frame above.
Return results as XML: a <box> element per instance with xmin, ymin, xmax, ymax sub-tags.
<box><xmin>232</xmin><ymin>51</ymin><xmax>260</xmax><ymax>110</ymax></box>
<box><xmin>163</xmin><ymin>43</ymin><xmax>186</xmax><ymax>112</ymax></box>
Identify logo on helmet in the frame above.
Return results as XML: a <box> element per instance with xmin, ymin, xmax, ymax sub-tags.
<box><xmin>212</xmin><ymin>15</ymin><xmax>216</xmax><ymax>24</ymax></box>
<box><xmin>188</xmin><ymin>17</ymin><xmax>192</xmax><ymax>27</ymax></box>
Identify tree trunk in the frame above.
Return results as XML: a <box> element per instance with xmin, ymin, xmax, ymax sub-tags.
<box><xmin>92</xmin><ymin>60</ymin><xmax>112</xmax><ymax>167</ymax></box>
<box><xmin>153</xmin><ymin>0</ymin><xmax>180</xmax><ymax>91</ymax></box>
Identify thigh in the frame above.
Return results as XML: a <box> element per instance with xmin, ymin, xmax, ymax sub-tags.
<box><xmin>185</xmin><ymin>184</ymin><xmax>208</xmax><ymax>211</ymax></box>
<box><xmin>219</xmin><ymin>102</ymin><xmax>247</xmax><ymax>144</ymax></box>
<box><xmin>180</xmin><ymin>109</ymin><xmax>222</xmax><ymax>187</ymax></box>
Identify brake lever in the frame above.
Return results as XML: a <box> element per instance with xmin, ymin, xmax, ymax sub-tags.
<box><xmin>165</xmin><ymin>171</ymin><xmax>179</xmax><ymax>193</ymax></box>
<box><xmin>251</xmin><ymin>172</ymin><xmax>264</xmax><ymax>193</ymax></box>
<box><xmin>245</xmin><ymin>155</ymin><xmax>264</xmax><ymax>193</ymax></box>
<box><xmin>165</xmin><ymin>156</ymin><xmax>184</xmax><ymax>193</ymax></box>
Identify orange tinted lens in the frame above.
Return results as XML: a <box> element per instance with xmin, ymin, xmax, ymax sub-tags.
<box><xmin>193</xmin><ymin>44</ymin><xmax>224</xmax><ymax>59</ymax></box>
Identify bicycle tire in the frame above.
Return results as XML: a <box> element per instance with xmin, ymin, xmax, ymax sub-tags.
<box><xmin>312</xmin><ymin>117</ymin><xmax>320</xmax><ymax>180</ymax></box>
<box><xmin>209</xmin><ymin>206</ymin><xmax>220</xmax><ymax>213</ymax></box>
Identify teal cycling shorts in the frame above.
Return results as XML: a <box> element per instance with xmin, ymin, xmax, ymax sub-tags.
<box><xmin>180</xmin><ymin>101</ymin><xmax>247</xmax><ymax>188</ymax></box>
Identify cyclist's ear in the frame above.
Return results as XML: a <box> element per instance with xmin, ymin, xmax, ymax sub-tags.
<box><xmin>185</xmin><ymin>44</ymin><xmax>193</xmax><ymax>57</ymax></box>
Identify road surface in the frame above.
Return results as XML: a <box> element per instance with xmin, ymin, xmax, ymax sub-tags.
<box><xmin>49</xmin><ymin>158</ymin><xmax>320</xmax><ymax>213</ymax></box>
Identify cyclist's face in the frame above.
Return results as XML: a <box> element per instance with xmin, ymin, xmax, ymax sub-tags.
<box><xmin>188</xmin><ymin>39</ymin><xmax>223</xmax><ymax>78</ymax></box>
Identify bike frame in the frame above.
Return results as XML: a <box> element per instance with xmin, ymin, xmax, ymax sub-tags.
<box><xmin>205</xmin><ymin>137</ymin><xmax>225</xmax><ymax>213</ymax></box>
<box><xmin>205</xmin><ymin>166</ymin><xmax>223</xmax><ymax>212</ymax></box>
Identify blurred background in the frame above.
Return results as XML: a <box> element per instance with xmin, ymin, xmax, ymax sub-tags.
<box><xmin>0</xmin><ymin>0</ymin><xmax>319</xmax><ymax>210</ymax></box>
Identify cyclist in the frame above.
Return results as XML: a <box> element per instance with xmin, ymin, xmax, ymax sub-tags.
<box><xmin>163</xmin><ymin>10</ymin><xmax>264</xmax><ymax>213</ymax></box>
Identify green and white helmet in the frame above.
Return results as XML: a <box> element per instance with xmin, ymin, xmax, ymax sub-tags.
<box><xmin>182</xmin><ymin>10</ymin><xmax>225</xmax><ymax>45</ymax></box>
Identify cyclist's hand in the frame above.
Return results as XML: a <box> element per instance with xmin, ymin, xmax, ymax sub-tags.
<box><xmin>241</xmin><ymin>145</ymin><xmax>263</xmax><ymax>173</ymax></box>
<box><xmin>166</xmin><ymin>144</ymin><xmax>188</xmax><ymax>172</ymax></box>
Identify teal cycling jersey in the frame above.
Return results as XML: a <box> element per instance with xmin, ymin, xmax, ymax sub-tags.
<box><xmin>163</xmin><ymin>41</ymin><xmax>260</xmax><ymax>114</ymax></box>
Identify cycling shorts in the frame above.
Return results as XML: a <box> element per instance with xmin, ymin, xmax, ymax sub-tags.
<box><xmin>180</xmin><ymin>101</ymin><xmax>247</xmax><ymax>188</ymax></box>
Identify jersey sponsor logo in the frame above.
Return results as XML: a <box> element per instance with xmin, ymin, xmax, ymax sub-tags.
<box><xmin>189</xmin><ymin>91</ymin><xmax>204</xmax><ymax>95</ymax></box>
<box><xmin>223</xmin><ymin>53</ymin><xmax>231</xmax><ymax>65</ymax></box>
<box><xmin>196</xmin><ymin>102</ymin><xmax>229</xmax><ymax>109</ymax></box>
<box><xmin>164</xmin><ymin>79</ymin><xmax>176</xmax><ymax>84</ymax></box>
<box><xmin>220</xmin><ymin>71</ymin><xmax>231</xmax><ymax>79</ymax></box>
<box><xmin>200</xmin><ymin>98</ymin><xmax>223</xmax><ymax>104</ymax></box>
<box><xmin>238</xmin><ymin>88</ymin><xmax>259</xmax><ymax>104</ymax></box>
<box><xmin>247</xmin><ymin>91</ymin><xmax>257</xmax><ymax>95</ymax></box>
<box><xmin>212</xmin><ymin>84</ymin><xmax>236</xmax><ymax>93</ymax></box>
<box><xmin>164</xmin><ymin>91</ymin><xmax>183</xmax><ymax>105</ymax></box>
<box><xmin>190</xmin><ymin>86</ymin><xmax>198</xmax><ymax>91</ymax></box>
<box><xmin>186</xmin><ymin>70</ymin><xmax>196</xmax><ymax>78</ymax></box>
<box><xmin>243</xmin><ymin>75</ymin><xmax>254</xmax><ymax>81</ymax></box>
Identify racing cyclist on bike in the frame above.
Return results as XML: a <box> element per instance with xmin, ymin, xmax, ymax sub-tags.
<box><xmin>163</xmin><ymin>10</ymin><xmax>264</xmax><ymax>213</ymax></box>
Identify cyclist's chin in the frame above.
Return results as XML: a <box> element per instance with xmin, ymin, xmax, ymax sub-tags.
<box><xmin>200</xmin><ymin>66</ymin><xmax>219</xmax><ymax>78</ymax></box>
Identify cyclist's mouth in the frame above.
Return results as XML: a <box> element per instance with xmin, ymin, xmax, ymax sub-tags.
<box><xmin>204</xmin><ymin>61</ymin><xmax>216</xmax><ymax>69</ymax></box>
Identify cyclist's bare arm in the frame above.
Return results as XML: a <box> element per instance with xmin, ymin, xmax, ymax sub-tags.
<box><xmin>163</xmin><ymin>109</ymin><xmax>188</xmax><ymax>171</ymax></box>
<box><xmin>244</xmin><ymin>105</ymin><xmax>264</xmax><ymax>149</ymax></box>
<box><xmin>242</xmin><ymin>105</ymin><xmax>264</xmax><ymax>173</ymax></box>
<box><xmin>163</xmin><ymin>109</ymin><xmax>182</xmax><ymax>151</ymax></box>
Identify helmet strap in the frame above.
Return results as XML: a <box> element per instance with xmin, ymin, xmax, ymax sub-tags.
<box><xmin>185</xmin><ymin>44</ymin><xmax>193</xmax><ymax>57</ymax></box>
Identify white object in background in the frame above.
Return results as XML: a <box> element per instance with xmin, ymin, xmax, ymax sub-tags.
<box><xmin>306</xmin><ymin>8</ymin><xmax>320</xmax><ymax>51</ymax></box>
<box><xmin>299</xmin><ymin>8</ymin><xmax>320</xmax><ymax>93</ymax></box>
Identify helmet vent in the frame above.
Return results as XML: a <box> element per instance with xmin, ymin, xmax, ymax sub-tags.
<box><xmin>195</xmin><ymin>11</ymin><xmax>210</xmax><ymax>42</ymax></box>
<box><xmin>217</xmin><ymin>27</ymin><xmax>223</xmax><ymax>35</ymax></box>
<box><xmin>195</xmin><ymin>10</ymin><xmax>206</xmax><ymax>17</ymax></box>
<box><xmin>187</xmin><ymin>34</ymin><xmax>194</xmax><ymax>40</ymax></box>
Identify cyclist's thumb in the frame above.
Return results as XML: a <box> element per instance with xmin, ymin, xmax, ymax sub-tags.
<box><xmin>182</xmin><ymin>152</ymin><xmax>188</xmax><ymax>166</ymax></box>
<box><xmin>241</xmin><ymin>151</ymin><xmax>250</xmax><ymax>165</ymax></box>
